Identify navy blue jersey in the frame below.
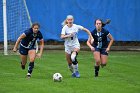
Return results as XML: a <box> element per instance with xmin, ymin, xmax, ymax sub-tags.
<box><xmin>91</xmin><ymin>28</ymin><xmax>110</xmax><ymax>48</ymax></box>
<box><xmin>20</xmin><ymin>28</ymin><xmax>43</xmax><ymax>49</ymax></box>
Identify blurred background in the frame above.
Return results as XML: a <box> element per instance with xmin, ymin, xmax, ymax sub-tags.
<box><xmin>0</xmin><ymin>0</ymin><xmax>140</xmax><ymax>54</ymax></box>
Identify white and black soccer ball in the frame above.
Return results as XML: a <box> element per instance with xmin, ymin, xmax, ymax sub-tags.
<box><xmin>53</xmin><ymin>73</ymin><xmax>63</xmax><ymax>82</ymax></box>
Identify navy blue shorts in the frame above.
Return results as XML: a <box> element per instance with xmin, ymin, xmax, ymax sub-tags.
<box><xmin>94</xmin><ymin>48</ymin><xmax>108</xmax><ymax>55</ymax></box>
<box><xmin>19</xmin><ymin>45</ymin><xmax>36</xmax><ymax>55</ymax></box>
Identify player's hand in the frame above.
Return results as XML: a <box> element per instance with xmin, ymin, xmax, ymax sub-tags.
<box><xmin>66</xmin><ymin>34</ymin><xmax>72</xmax><ymax>38</ymax></box>
<box><xmin>67</xmin><ymin>34</ymin><xmax>72</xmax><ymax>38</ymax></box>
<box><xmin>67</xmin><ymin>32</ymin><xmax>75</xmax><ymax>38</ymax></box>
<box><xmin>90</xmin><ymin>38</ymin><xmax>94</xmax><ymax>44</ymax></box>
<box><xmin>90</xmin><ymin>47</ymin><xmax>95</xmax><ymax>52</ymax></box>
<box><xmin>13</xmin><ymin>47</ymin><xmax>17</xmax><ymax>52</ymax></box>
<box><xmin>105</xmin><ymin>47</ymin><xmax>110</xmax><ymax>52</ymax></box>
<box><xmin>36</xmin><ymin>53</ymin><xmax>42</xmax><ymax>58</ymax></box>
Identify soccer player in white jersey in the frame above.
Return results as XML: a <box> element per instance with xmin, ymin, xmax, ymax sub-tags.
<box><xmin>61</xmin><ymin>15</ymin><xmax>94</xmax><ymax>78</ymax></box>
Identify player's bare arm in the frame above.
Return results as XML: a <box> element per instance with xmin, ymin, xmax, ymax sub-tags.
<box><xmin>60</xmin><ymin>34</ymin><xmax>73</xmax><ymax>39</ymax></box>
<box><xmin>13</xmin><ymin>34</ymin><xmax>26</xmax><ymax>52</ymax></box>
<box><xmin>36</xmin><ymin>39</ymin><xmax>44</xmax><ymax>58</ymax></box>
<box><xmin>82</xmin><ymin>27</ymin><xmax>94</xmax><ymax>44</ymax></box>
<box><xmin>106</xmin><ymin>34</ymin><xmax>114</xmax><ymax>52</ymax></box>
<box><xmin>87</xmin><ymin>38</ymin><xmax>95</xmax><ymax>51</ymax></box>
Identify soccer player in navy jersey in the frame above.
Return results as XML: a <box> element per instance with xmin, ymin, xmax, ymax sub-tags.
<box><xmin>13</xmin><ymin>23</ymin><xmax>44</xmax><ymax>78</ymax></box>
<box><xmin>87</xmin><ymin>19</ymin><xmax>114</xmax><ymax>77</ymax></box>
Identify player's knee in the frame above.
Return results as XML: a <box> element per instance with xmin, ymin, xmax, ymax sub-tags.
<box><xmin>71</xmin><ymin>53</ymin><xmax>76</xmax><ymax>62</ymax></box>
<box><xmin>95</xmin><ymin>61</ymin><xmax>100</xmax><ymax>66</ymax></box>
<box><xmin>30</xmin><ymin>58</ymin><xmax>35</xmax><ymax>62</ymax></box>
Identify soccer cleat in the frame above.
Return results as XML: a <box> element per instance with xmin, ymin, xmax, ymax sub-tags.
<box><xmin>26</xmin><ymin>73</ymin><xmax>31</xmax><ymax>79</ymax></box>
<box><xmin>75</xmin><ymin>71</ymin><xmax>80</xmax><ymax>78</ymax></box>
<box><xmin>21</xmin><ymin>62</ymin><xmax>25</xmax><ymax>70</ymax></box>
<box><xmin>71</xmin><ymin>73</ymin><xmax>76</xmax><ymax>77</ymax></box>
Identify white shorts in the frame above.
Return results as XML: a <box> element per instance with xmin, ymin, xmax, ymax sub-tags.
<box><xmin>65</xmin><ymin>44</ymin><xmax>80</xmax><ymax>54</ymax></box>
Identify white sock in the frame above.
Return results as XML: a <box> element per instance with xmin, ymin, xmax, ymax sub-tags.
<box><xmin>27</xmin><ymin>73</ymin><xmax>31</xmax><ymax>76</ymax></box>
<box><xmin>72</xmin><ymin>64</ymin><xmax>78</xmax><ymax>73</ymax></box>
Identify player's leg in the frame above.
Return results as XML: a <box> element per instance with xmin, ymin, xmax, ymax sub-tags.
<box><xmin>27</xmin><ymin>49</ymin><xmax>36</xmax><ymax>78</ymax></box>
<box><xmin>100</xmin><ymin>49</ymin><xmax>108</xmax><ymax>68</ymax></box>
<box><xmin>19</xmin><ymin>45</ymin><xmax>28</xmax><ymax>70</ymax></box>
<box><xmin>65</xmin><ymin>52</ymin><xmax>73</xmax><ymax>73</ymax></box>
<box><xmin>20</xmin><ymin>55</ymin><xmax>27</xmax><ymax>69</ymax></box>
<box><xmin>101</xmin><ymin>55</ymin><xmax>108</xmax><ymax>68</ymax></box>
<box><xmin>65</xmin><ymin>46</ymin><xmax>73</xmax><ymax>73</ymax></box>
<box><xmin>71</xmin><ymin>48</ymin><xmax>80</xmax><ymax>78</ymax></box>
<box><xmin>93</xmin><ymin>48</ymin><xmax>101</xmax><ymax>77</ymax></box>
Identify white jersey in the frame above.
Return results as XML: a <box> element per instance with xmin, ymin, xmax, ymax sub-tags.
<box><xmin>61</xmin><ymin>24</ymin><xmax>84</xmax><ymax>46</ymax></box>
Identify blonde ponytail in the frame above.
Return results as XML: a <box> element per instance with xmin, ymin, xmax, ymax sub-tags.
<box><xmin>61</xmin><ymin>19</ymin><xmax>68</xmax><ymax>27</ymax></box>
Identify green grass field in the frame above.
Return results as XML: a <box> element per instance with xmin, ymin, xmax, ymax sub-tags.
<box><xmin>0</xmin><ymin>50</ymin><xmax>140</xmax><ymax>93</ymax></box>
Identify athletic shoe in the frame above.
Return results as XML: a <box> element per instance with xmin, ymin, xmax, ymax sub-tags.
<box><xmin>71</xmin><ymin>73</ymin><xmax>76</xmax><ymax>77</ymax></box>
<box><xmin>21</xmin><ymin>62</ymin><xmax>25</xmax><ymax>70</ymax></box>
<box><xmin>75</xmin><ymin>71</ymin><xmax>80</xmax><ymax>78</ymax></box>
<box><xmin>26</xmin><ymin>73</ymin><xmax>31</xmax><ymax>79</ymax></box>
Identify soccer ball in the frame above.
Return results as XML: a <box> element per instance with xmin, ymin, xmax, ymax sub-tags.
<box><xmin>53</xmin><ymin>73</ymin><xmax>63</xmax><ymax>82</ymax></box>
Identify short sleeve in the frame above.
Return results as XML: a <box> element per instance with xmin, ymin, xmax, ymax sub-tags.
<box><xmin>24</xmin><ymin>29</ymin><xmax>31</xmax><ymax>36</ymax></box>
<box><xmin>38</xmin><ymin>31</ymin><xmax>43</xmax><ymax>40</ymax></box>
<box><xmin>91</xmin><ymin>30</ymin><xmax>94</xmax><ymax>35</ymax></box>
<box><xmin>105</xmin><ymin>30</ymin><xmax>110</xmax><ymax>36</ymax></box>
<box><xmin>61</xmin><ymin>26</ymin><xmax>66</xmax><ymax>35</ymax></box>
<box><xmin>76</xmin><ymin>25</ymin><xmax>84</xmax><ymax>30</ymax></box>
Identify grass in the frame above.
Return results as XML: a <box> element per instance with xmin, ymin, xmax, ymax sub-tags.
<box><xmin>0</xmin><ymin>50</ymin><xmax>140</xmax><ymax>93</ymax></box>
